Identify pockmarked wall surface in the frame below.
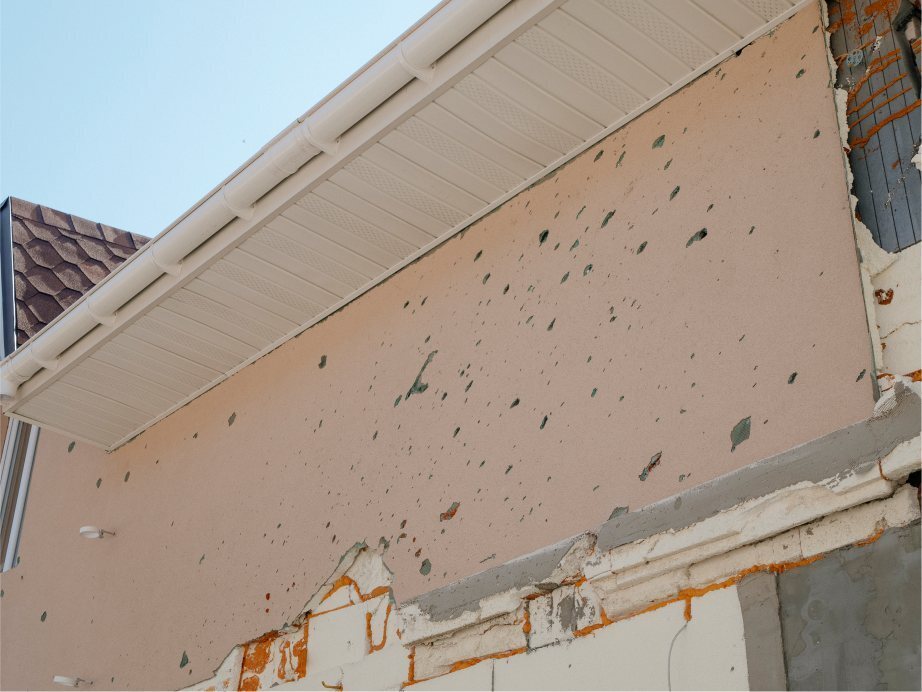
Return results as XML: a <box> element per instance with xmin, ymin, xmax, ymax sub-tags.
<box><xmin>0</xmin><ymin>5</ymin><xmax>877</xmax><ymax>689</ymax></box>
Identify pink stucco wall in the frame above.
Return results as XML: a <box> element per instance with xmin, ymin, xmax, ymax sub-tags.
<box><xmin>0</xmin><ymin>5</ymin><xmax>876</xmax><ymax>689</ymax></box>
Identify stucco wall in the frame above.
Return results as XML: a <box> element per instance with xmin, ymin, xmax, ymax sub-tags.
<box><xmin>0</xmin><ymin>5</ymin><xmax>877</xmax><ymax>690</ymax></box>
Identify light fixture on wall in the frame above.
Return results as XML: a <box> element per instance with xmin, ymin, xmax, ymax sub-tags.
<box><xmin>78</xmin><ymin>526</ymin><xmax>115</xmax><ymax>539</ymax></box>
<box><xmin>52</xmin><ymin>675</ymin><xmax>90</xmax><ymax>687</ymax></box>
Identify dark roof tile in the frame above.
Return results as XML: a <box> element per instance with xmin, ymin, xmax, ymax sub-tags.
<box><xmin>55</xmin><ymin>263</ymin><xmax>96</xmax><ymax>293</ymax></box>
<box><xmin>37</xmin><ymin>205</ymin><xmax>77</xmax><ymax>233</ymax></box>
<box><xmin>24</xmin><ymin>266</ymin><xmax>66</xmax><ymax>296</ymax></box>
<box><xmin>24</xmin><ymin>238</ymin><xmax>64</xmax><ymax>269</ymax></box>
<box><xmin>23</xmin><ymin>292</ymin><xmax>61</xmax><ymax>324</ymax></box>
<box><xmin>53</xmin><ymin>235</ymin><xmax>90</xmax><ymax>265</ymax></box>
<box><xmin>8</xmin><ymin>197</ymin><xmax>149</xmax><ymax>344</ymax></box>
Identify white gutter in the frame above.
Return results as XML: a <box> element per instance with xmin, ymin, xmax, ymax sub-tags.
<box><xmin>0</xmin><ymin>0</ymin><xmax>508</xmax><ymax>401</ymax></box>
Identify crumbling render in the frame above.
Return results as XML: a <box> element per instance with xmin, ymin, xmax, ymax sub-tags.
<box><xmin>185</xmin><ymin>385</ymin><xmax>921</xmax><ymax>691</ymax></box>
<box><xmin>821</xmin><ymin>0</ymin><xmax>922</xmax><ymax>393</ymax></box>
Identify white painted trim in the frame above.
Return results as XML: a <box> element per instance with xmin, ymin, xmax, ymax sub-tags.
<box><xmin>1</xmin><ymin>421</ymin><xmax>39</xmax><ymax>571</ymax></box>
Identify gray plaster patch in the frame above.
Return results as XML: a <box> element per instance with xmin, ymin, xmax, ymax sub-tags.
<box><xmin>778</xmin><ymin>523</ymin><xmax>921</xmax><ymax>690</ymax></box>
<box><xmin>403</xmin><ymin>535</ymin><xmax>579</xmax><ymax>622</ymax></box>
<box><xmin>737</xmin><ymin>571</ymin><xmax>787</xmax><ymax>691</ymax></box>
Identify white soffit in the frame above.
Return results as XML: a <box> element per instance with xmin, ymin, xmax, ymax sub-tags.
<box><xmin>2</xmin><ymin>0</ymin><xmax>807</xmax><ymax>449</ymax></box>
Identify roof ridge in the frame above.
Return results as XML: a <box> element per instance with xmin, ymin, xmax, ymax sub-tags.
<box><xmin>9</xmin><ymin>196</ymin><xmax>148</xmax><ymax>250</ymax></box>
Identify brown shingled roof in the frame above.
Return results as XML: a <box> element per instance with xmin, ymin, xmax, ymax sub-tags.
<box><xmin>9</xmin><ymin>198</ymin><xmax>149</xmax><ymax>345</ymax></box>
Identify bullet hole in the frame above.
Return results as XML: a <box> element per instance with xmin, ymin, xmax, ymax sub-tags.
<box><xmin>706</xmin><ymin>203</ymin><xmax>714</xmax><ymax>212</ymax></box>
<box><xmin>453</xmin><ymin>427</ymin><xmax>460</xmax><ymax>438</ymax></box>
<box><xmin>796</xmin><ymin>69</ymin><xmax>805</xmax><ymax>78</ymax></box>
<box><xmin>669</xmin><ymin>186</ymin><xmax>680</xmax><ymax>201</ymax></box>
<box><xmin>420</xmin><ymin>559</ymin><xmax>432</xmax><ymax>575</ymax></box>
<box><xmin>856</xmin><ymin>369</ymin><xmax>867</xmax><ymax>381</ymax></box>
<box><xmin>609</xmin><ymin>506</ymin><xmax>629</xmax><ymax>520</ymax></box>
<box><xmin>594</xmin><ymin>149</ymin><xmax>604</xmax><ymax>162</ymax></box>
<box><xmin>788</xmin><ymin>372</ymin><xmax>798</xmax><ymax>384</ymax></box>
<box><xmin>265</xmin><ymin>593</ymin><xmax>271</xmax><ymax>601</ymax></box>
<box><xmin>199</xmin><ymin>554</ymin><xmax>205</xmax><ymax>564</ymax></box>
<box><xmin>192</xmin><ymin>432</ymin><xmax>198</xmax><ymax>439</ymax></box>
<box><xmin>601</xmin><ymin>210</ymin><xmax>615</xmax><ymax>227</ymax></box>
<box><xmin>583</xmin><ymin>264</ymin><xmax>593</xmax><ymax>276</ymax></box>
<box><xmin>561</xmin><ymin>272</ymin><xmax>569</xmax><ymax>284</ymax></box>
<box><xmin>538</xmin><ymin>229</ymin><xmax>549</xmax><ymax>245</ymax></box>
<box><xmin>576</xmin><ymin>205</ymin><xmax>586</xmax><ymax>220</ymax></box>
<box><xmin>510</xmin><ymin>398</ymin><xmax>520</xmax><ymax>408</ymax></box>
<box><xmin>638</xmin><ymin>452</ymin><xmax>662</xmax><ymax>481</ymax></box>
<box><xmin>40</xmin><ymin>611</ymin><xmax>47</xmax><ymax>622</ymax></box>
<box><xmin>440</xmin><ymin>502</ymin><xmax>460</xmax><ymax>521</ymax></box>
<box><xmin>96</xmin><ymin>478</ymin><xmax>102</xmax><ymax>489</ymax></box>
<box><xmin>730</xmin><ymin>416</ymin><xmax>752</xmax><ymax>452</ymax></box>
<box><xmin>503</xmin><ymin>284</ymin><xmax>510</xmax><ymax>294</ymax></box>
<box><xmin>180</xmin><ymin>651</ymin><xmax>189</xmax><ymax>668</ymax></box>
<box><xmin>505</xmin><ymin>465</ymin><xmax>514</xmax><ymax>474</ymax></box>
<box><xmin>591</xmin><ymin>388</ymin><xmax>598</xmax><ymax>398</ymax></box>
<box><xmin>686</xmin><ymin>228</ymin><xmax>707</xmax><ymax>247</ymax></box>
<box><xmin>547</xmin><ymin>318</ymin><xmax>555</xmax><ymax>331</ymax></box>
<box><xmin>813</xmin><ymin>130</ymin><xmax>820</xmax><ymax>138</ymax></box>
<box><xmin>539</xmin><ymin>415</ymin><xmax>548</xmax><ymax>429</ymax></box>
<box><xmin>403</xmin><ymin>300</ymin><xmax>410</xmax><ymax>309</ymax></box>
<box><xmin>124</xmin><ymin>471</ymin><xmax>130</xmax><ymax>483</ymax></box>
<box><xmin>474</xmin><ymin>250</ymin><xmax>483</xmax><ymax>261</ymax></box>
<box><xmin>636</xmin><ymin>241</ymin><xmax>647</xmax><ymax>254</ymax></box>
<box><xmin>228</xmin><ymin>412</ymin><xmax>236</xmax><ymax>427</ymax></box>
<box><xmin>652</xmin><ymin>134</ymin><xmax>666</xmax><ymax>148</ymax></box>
<box><xmin>394</xmin><ymin>396</ymin><xmax>402</xmax><ymax>408</ymax></box>
<box><xmin>318</xmin><ymin>355</ymin><xmax>327</xmax><ymax>369</ymax></box>
<box><xmin>67</xmin><ymin>441</ymin><xmax>75</xmax><ymax>453</ymax></box>
<box><xmin>406</xmin><ymin>351</ymin><xmax>438</xmax><ymax>399</ymax></box>
<box><xmin>748</xmin><ymin>226</ymin><xmax>756</xmax><ymax>234</ymax></box>
<box><xmin>482</xmin><ymin>273</ymin><xmax>491</xmax><ymax>285</ymax></box>
<box><xmin>616</xmin><ymin>151</ymin><xmax>626</xmax><ymax>167</ymax></box>
<box><xmin>570</xmin><ymin>239</ymin><xmax>580</xmax><ymax>251</ymax></box>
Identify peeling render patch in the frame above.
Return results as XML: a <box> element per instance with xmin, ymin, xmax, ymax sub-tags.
<box><xmin>820</xmin><ymin>1</ymin><xmax>920</xmax><ymax>392</ymax></box>
<box><xmin>184</xmin><ymin>403</ymin><xmax>920</xmax><ymax>691</ymax></box>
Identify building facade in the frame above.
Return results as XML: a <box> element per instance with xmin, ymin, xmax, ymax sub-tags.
<box><xmin>0</xmin><ymin>1</ymin><xmax>919</xmax><ymax>690</ymax></box>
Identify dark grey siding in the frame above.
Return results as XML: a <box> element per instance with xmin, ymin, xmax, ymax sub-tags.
<box><xmin>829</xmin><ymin>0</ymin><xmax>921</xmax><ymax>252</ymax></box>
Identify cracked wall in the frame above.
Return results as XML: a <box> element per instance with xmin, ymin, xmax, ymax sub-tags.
<box><xmin>0</xmin><ymin>4</ymin><xmax>882</xmax><ymax>690</ymax></box>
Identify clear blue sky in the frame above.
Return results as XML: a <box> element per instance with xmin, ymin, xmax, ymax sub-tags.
<box><xmin>1</xmin><ymin>1</ymin><xmax>437</xmax><ymax>237</ymax></box>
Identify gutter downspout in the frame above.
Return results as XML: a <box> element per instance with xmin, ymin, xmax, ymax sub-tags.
<box><xmin>0</xmin><ymin>0</ymin><xmax>509</xmax><ymax>402</ymax></box>
<box><xmin>0</xmin><ymin>198</ymin><xmax>16</xmax><ymax>357</ymax></box>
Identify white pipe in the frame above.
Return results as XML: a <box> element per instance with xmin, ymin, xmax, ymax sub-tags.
<box><xmin>2</xmin><ymin>424</ymin><xmax>39</xmax><ymax>571</ymax></box>
<box><xmin>0</xmin><ymin>0</ymin><xmax>510</xmax><ymax>401</ymax></box>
